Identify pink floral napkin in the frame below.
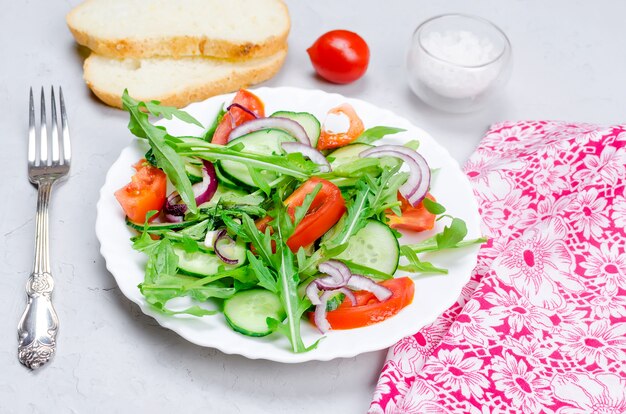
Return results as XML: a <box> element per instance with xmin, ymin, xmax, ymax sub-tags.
<box><xmin>370</xmin><ymin>121</ymin><xmax>626</xmax><ymax>413</ymax></box>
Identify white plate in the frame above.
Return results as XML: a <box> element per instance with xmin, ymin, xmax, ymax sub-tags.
<box><xmin>96</xmin><ymin>87</ymin><xmax>481</xmax><ymax>363</ymax></box>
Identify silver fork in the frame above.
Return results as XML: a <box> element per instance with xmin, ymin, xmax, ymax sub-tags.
<box><xmin>17</xmin><ymin>87</ymin><xmax>71</xmax><ymax>369</ymax></box>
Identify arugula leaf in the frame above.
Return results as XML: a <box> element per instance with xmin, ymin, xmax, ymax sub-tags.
<box><xmin>266</xmin><ymin>317</ymin><xmax>323</xmax><ymax>352</ymax></box>
<box><xmin>293</xmin><ymin>183</ymin><xmax>322</xmax><ymax>227</ymax></box>
<box><xmin>342</xmin><ymin>260</ymin><xmax>394</xmax><ymax>280</ymax></box>
<box><xmin>239</xmin><ymin>214</ymin><xmax>274</xmax><ymax>265</ymax></box>
<box><xmin>167</xmin><ymin>306</ymin><xmax>217</xmax><ymax>317</ymax></box>
<box><xmin>398</xmin><ymin>214</ymin><xmax>487</xmax><ymax>275</ymax></box>
<box><xmin>296</xmin><ymin>247</ymin><xmax>308</xmax><ymax>272</ymax></box>
<box><xmin>143</xmin><ymin>100</ymin><xmax>203</xmax><ymax>128</ymax></box>
<box><xmin>436</xmin><ymin>218</ymin><xmax>467</xmax><ymax>249</ymax></box>
<box><xmin>214</xmin><ymin>190</ymin><xmax>265</xmax><ymax>208</ymax></box>
<box><xmin>245</xmin><ymin>195</ymin><xmax>318</xmax><ymax>353</ymax></box>
<box><xmin>180</xmin><ymin>234</ymin><xmax>201</xmax><ymax>253</ymax></box>
<box><xmin>122</xmin><ymin>90</ymin><xmax>197</xmax><ymax>213</ymax></box>
<box><xmin>247</xmin><ymin>251</ymin><xmax>278</xmax><ymax>293</ymax></box>
<box><xmin>322</xmin><ymin>158</ymin><xmax>382</xmax><ymax>179</ymax></box>
<box><xmin>355</xmin><ymin>126</ymin><xmax>406</xmax><ymax>144</ymax></box>
<box><xmin>407</xmin><ymin>218</ymin><xmax>487</xmax><ymax>254</ymax></box>
<box><xmin>366</xmin><ymin>166</ymin><xmax>406</xmax><ymax>216</ymax></box>
<box><xmin>179</xmin><ymin>219</ymin><xmax>211</xmax><ymax>240</ymax></box>
<box><xmin>131</xmin><ymin>210</ymin><xmax>160</xmax><ymax>252</ymax></box>
<box><xmin>202</xmin><ymin>107</ymin><xmax>226</xmax><ymax>141</ymax></box>
<box><xmin>172</xmin><ymin>137</ymin><xmax>318</xmax><ymax>180</ymax></box>
<box><xmin>323</xmin><ymin>181</ymin><xmax>370</xmax><ymax>256</ymax></box>
<box><xmin>274</xmin><ymin>224</ymin><xmax>306</xmax><ymax>352</ymax></box>
<box><xmin>247</xmin><ymin>165</ymin><xmax>272</xmax><ymax>196</ymax></box>
<box><xmin>403</xmin><ymin>140</ymin><xmax>421</xmax><ymax>150</ymax></box>
<box><xmin>144</xmin><ymin>148</ymin><xmax>158</xmax><ymax>167</ymax></box>
<box><xmin>399</xmin><ymin>246</ymin><xmax>447</xmax><ymax>274</ymax></box>
<box><xmin>323</xmin><ymin>167</ymin><xmax>405</xmax><ymax>256</ymax></box>
<box><xmin>144</xmin><ymin>238</ymin><xmax>179</xmax><ymax>284</ymax></box>
<box><xmin>149</xmin><ymin>303</ymin><xmax>217</xmax><ymax>317</ymax></box>
<box><xmin>423</xmin><ymin>198</ymin><xmax>446</xmax><ymax>215</ymax></box>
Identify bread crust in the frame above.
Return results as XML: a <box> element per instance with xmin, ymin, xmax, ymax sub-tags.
<box><xmin>83</xmin><ymin>50</ymin><xmax>287</xmax><ymax>109</ymax></box>
<box><xmin>67</xmin><ymin>1</ymin><xmax>290</xmax><ymax>59</ymax></box>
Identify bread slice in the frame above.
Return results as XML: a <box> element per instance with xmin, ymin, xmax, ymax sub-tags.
<box><xmin>83</xmin><ymin>49</ymin><xmax>287</xmax><ymax>108</ymax></box>
<box><xmin>67</xmin><ymin>0</ymin><xmax>290</xmax><ymax>59</ymax></box>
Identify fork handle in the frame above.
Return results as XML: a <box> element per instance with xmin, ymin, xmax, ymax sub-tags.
<box><xmin>18</xmin><ymin>180</ymin><xmax>59</xmax><ymax>369</ymax></box>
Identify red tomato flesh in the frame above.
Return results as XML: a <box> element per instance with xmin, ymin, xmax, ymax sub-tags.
<box><xmin>256</xmin><ymin>177</ymin><xmax>346</xmax><ymax>252</ymax></box>
<box><xmin>310</xmin><ymin>277</ymin><xmax>415</xmax><ymax>330</ymax></box>
<box><xmin>114</xmin><ymin>160</ymin><xmax>167</xmax><ymax>223</ymax></box>
<box><xmin>386</xmin><ymin>193</ymin><xmax>436</xmax><ymax>232</ymax></box>
<box><xmin>211</xmin><ymin>89</ymin><xmax>265</xmax><ymax>145</ymax></box>
<box><xmin>307</xmin><ymin>30</ymin><xmax>370</xmax><ymax>84</ymax></box>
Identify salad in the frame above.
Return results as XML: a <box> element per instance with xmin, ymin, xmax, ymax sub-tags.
<box><xmin>113</xmin><ymin>89</ymin><xmax>486</xmax><ymax>353</ymax></box>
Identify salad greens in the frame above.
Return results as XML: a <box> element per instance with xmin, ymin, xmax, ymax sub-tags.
<box><xmin>118</xmin><ymin>91</ymin><xmax>486</xmax><ymax>353</ymax></box>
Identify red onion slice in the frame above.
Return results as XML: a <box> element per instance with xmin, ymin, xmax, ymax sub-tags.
<box><xmin>226</xmin><ymin>103</ymin><xmax>259</xmax><ymax>120</ymax></box>
<box><xmin>347</xmin><ymin>274</ymin><xmax>392</xmax><ymax>302</ymax></box>
<box><xmin>227</xmin><ymin>117</ymin><xmax>311</xmax><ymax>145</ymax></box>
<box><xmin>163</xmin><ymin>160</ymin><xmax>218</xmax><ymax>222</ymax></box>
<box><xmin>213</xmin><ymin>229</ymin><xmax>239</xmax><ymax>265</ymax></box>
<box><xmin>164</xmin><ymin>193</ymin><xmax>187</xmax><ymax>222</ymax></box>
<box><xmin>316</xmin><ymin>260</ymin><xmax>352</xmax><ymax>289</ymax></box>
<box><xmin>164</xmin><ymin>213</ymin><xmax>184</xmax><ymax>223</ymax></box>
<box><xmin>314</xmin><ymin>294</ymin><xmax>332</xmax><ymax>333</ymax></box>
<box><xmin>309</xmin><ymin>262</ymin><xmax>392</xmax><ymax>333</ymax></box>
<box><xmin>336</xmin><ymin>287</ymin><xmax>357</xmax><ymax>306</ymax></box>
<box><xmin>360</xmin><ymin>145</ymin><xmax>431</xmax><ymax>206</ymax></box>
<box><xmin>193</xmin><ymin>160</ymin><xmax>218</xmax><ymax>206</ymax></box>
<box><xmin>306</xmin><ymin>282</ymin><xmax>321</xmax><ymax>305</ymax></box>
<box><xmin>281</xmin><ymin>142</ymin><xmax>331</xmax><ymax>172</ymax></box>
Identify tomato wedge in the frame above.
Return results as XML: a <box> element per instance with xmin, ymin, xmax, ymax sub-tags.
<box><xmin>256</xmin><ymin>177</ymin><xmax>346</xmax><ymax>252</ymax></box>
<box><xmin>316</xmin><ymin>103</ymin><xmax>365</xmax><ymax>150</ymax></box>
<box><xmin>311</xmin><ymin>277</ymin><xmax>415</xmax><ymax>330</ymax></box>
<box><xmin>386</xmin><ymin>193</ymin><xmax>436</xmax><ymax>232</ymax></box>
<box><xmin>211</xmin><ymin>89</ymin><xmax>265</xmax><ymax>145</ymax></box>
<box><xmin>114</xmin><ymin>159</ymin><xmax>167</xmax><ymax>223</ymax></box>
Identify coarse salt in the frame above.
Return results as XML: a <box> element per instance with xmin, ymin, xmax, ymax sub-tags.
<box><xmin>409</xmin><ymin>29</ymin><xmax>502</xmax><ymax>99</ymax></box>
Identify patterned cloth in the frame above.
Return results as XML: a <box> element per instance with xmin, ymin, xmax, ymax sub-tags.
<box><xmin>370</xmin><ymin>121</ymin><xmax>626</xmax><ymax>413</ymax></box>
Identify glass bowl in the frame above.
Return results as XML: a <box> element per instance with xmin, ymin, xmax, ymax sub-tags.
<box><xmin>406</xmin><ymin>14</ymin><xmax>512</xmax><ymax>113</ymax></box>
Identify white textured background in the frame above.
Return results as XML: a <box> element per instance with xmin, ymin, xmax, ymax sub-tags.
<box><xmin>1</xmin><ymin>0</ymin><xmax>625</xmax><ymax>413</ymax></box>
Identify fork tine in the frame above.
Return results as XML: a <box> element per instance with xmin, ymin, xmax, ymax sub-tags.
<box><xmin>59</xmin><ymin>87</ymin><xmax>71</xmax><ymax>165</ymax></box>
<box><xmin>39</xmin><ymin>87</ymin><xmax>48</xmax><ymax>166</ymax></box>
<box><xmin>50</xmin><ymin>87</ymin><xmax>60</xmax><ymax>164</ymax></box>
<box><xmin>28</xmin><ymin>88</ymin><xmax>36</xmax><ymax>165</ymax></box>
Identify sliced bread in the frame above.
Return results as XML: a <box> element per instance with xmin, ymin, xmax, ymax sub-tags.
<box><xmin>67</xmin><ymin>0</ymin><xmax>290</xmax><ymax>59</ymax></box>
<box><xmin>83</xmin><ymin>49</ymin><xmax>287</xmax><ymax>108</ymax></box>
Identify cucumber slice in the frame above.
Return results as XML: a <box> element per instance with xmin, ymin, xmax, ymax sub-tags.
<box><xmin>220</xmin><ymin>129</ymin><xmax>296</xmax><ymax>188</ymax></box>
<box><xmin>215</xmin><ymin>163</ymin><xmax>244</xmax><ymax>189</ymax></box>
<box><xmin>327</xmin><ymin>143</ymin><xmax>374</xmax><ymax>169</ymax></box>
<box><xmin>126</xmin><ymin>217</ymin><xmax>195</xmax><ymax>232</ymax></box>
<box><xmin>271</xmin><ymin>111</ymin><xmax>321</xmax><ymax>148</ymax></box>
<box><xmin>334</xmin><ymin>219</ymin><xmax>400</xmax><ymax>275</ymax></box>
<box><xmin>223</xmin><ymin>289</ymin><xmax>286</xmax><ymax>337</ymax></box>
<box><xmin>173</xmin><ymin>241</ymin><xmax>246</xmax><ymax>277</ymax></box>
<box><xmin>185</xmin><ymin>163</ymin><xmax>203</xmax><ymax>184</ymax></box>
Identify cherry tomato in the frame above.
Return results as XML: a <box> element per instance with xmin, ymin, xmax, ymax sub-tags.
<box><xmin>386</xmin><ymin>193</ymin><xmax>437</xmax><ymax>232</ymax></box>
<box><xmin>256</xmin><ymin>178</ymin><xmax>346</xmax><ymax>252</ymax></box>
<box><xmin>317</xmin><ymin>103</ymin><xmax>365</xmax><ymax>150</ymax></box>
<box><xmin>307</xmin><ymin>30</ymin><xmax>370</xmax><ymax>84</ymax></box>
<box><xmin>309</xmin><ymin>277</ymin><xmax>415</xmax><ymax>330</ymax></box>
<box><xmin>114</xmin><ymin>159</ymin><xmax>167</xmax><ymax>223</ymax></box>
<box><xmin>211</xmin><ymin>89</ymin><xmax>265</xmax><ymax>145</ymax></box>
